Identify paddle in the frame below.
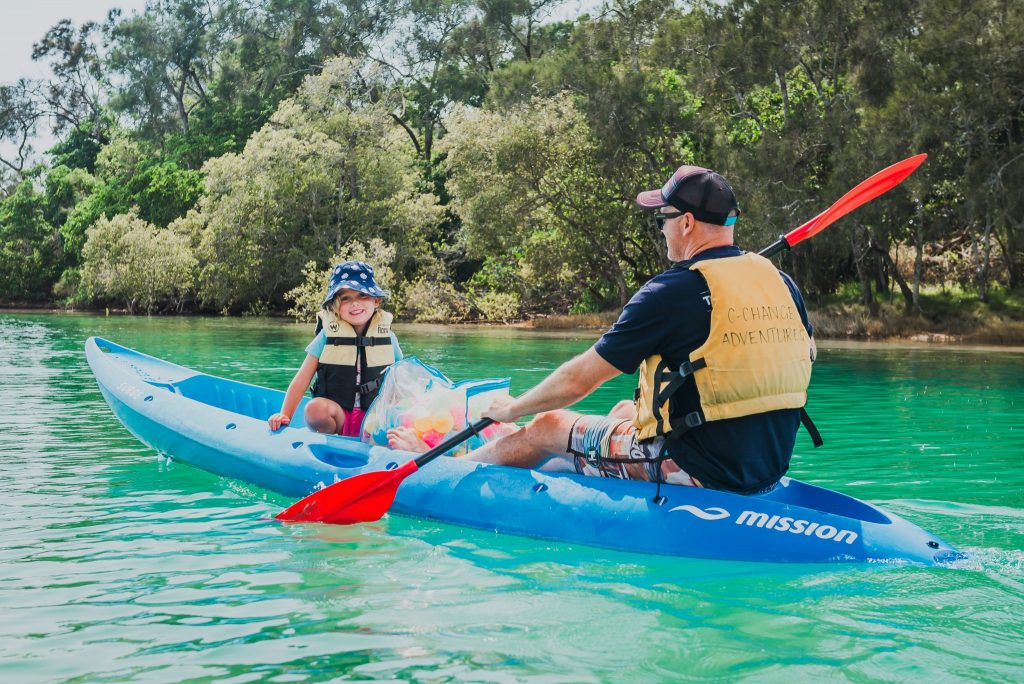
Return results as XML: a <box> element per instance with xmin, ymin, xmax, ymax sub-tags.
<box><xmin>278</xmin><ymin>153</ymin><xmax>927</xmax><ymax>526</ymax></box>
<box><xmin>277</xmin><ymin>418</ymin><xmax>494</xmax><ymax>524</ymax></box>
<box><xmin>759</xmin><ymin>153</ymin><xmax>927</xmax><ymax>258</ymax></box>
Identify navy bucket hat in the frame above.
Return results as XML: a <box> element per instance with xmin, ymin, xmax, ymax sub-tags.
<box><xmin>322</xmin><ymin>260</ymin><xmax>387</xmax><ymax>308</ymax></box>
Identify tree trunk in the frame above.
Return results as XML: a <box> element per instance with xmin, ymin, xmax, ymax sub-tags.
<box><xmin>423</xmin><ymin>120</ymin><xmax>434</xmax><ymax>162</ymax></box>
<box><xmin>871</xmin><ymin>242</ymin><xmax>914</xmax><ymax>313</ymax></box>
<box><xmin>775</xmin><ymin>64</ymin><xmax>790</xmax><ymax>126</ymax></box>
<box><xmin>851</xmin><ymin>232</ymin><xmax>877</xmax><ymax>315</ymax></box>
<box><xmin>912</xmin><ymin>199</ymin><xmax>924</xmax><ymax>312</ymax></box>
<box><xmin>971</xmin><ymin>217</ymin><xmax>994</xmax><ymax>303</ymax></box>
<box><xmin>873</xmin><ymin>250</ymin><xmax>887</xmax><ymax>297</ymax></box>
<box><xmin>612</xmin><ymin>260</ymin><xmax>630</xmax><ymax>307</ymax></box>
<box><xmin>996</xmin><ymin>215</ymin><xmax>1022</xmax><ymax>289</ymax></box>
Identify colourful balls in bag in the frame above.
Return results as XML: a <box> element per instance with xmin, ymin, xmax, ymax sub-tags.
<box><xmin>421</xmin><ymin>429</ymin><xmax>444</xmax><ymax>448</ymax></box>
<box><xmin>357</xmin><ymin>357</ymin><xmax>514</xmax><ymax>453</ymax></box>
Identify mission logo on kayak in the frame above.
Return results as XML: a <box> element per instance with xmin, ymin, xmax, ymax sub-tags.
<box><xmin>671</xmin><ymin>504</ymin><xmax>859</xmax><ymax>544</ymax></box>
<box><xmin>736</xmin><ymin>511</ymin><xmax>859</xmax><ymax>544</ymax></box>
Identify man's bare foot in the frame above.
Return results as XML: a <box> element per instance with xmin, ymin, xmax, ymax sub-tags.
<box><xmin>387</xmin><ymin>427</ymin><xmax>429</xmax><ymax>453</ymax></box>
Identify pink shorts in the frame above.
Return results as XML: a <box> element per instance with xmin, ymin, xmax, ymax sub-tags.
<box><xmin>341</xmin><ymin>407</ymin><xmax>366</xmax><ymax>438</ymax></box>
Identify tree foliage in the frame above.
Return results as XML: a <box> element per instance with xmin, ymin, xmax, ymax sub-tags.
<box><xmin>0</xmin><ymin>0</ymin><xmax>1020</xmax><ymax>318</ymax></box>
<box><xmin>175</xmin><ymin>57</ymin><xmax>441</xmax><ymax>313</ymax></box>
<box><xmin>0</xmin><ymin>180</ymin><xmax>62</xmax><ymax>301</ymax></box>
<box><xmin>80</xmin><ymin>211</ymin><xmax>196</xmax><ymax>313</ymax></box>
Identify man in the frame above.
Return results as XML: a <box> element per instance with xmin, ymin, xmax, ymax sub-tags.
<box><xmin>473</xmin><ymin>165</ymin><xmax>817</xmax><ymax>494</ymax></box>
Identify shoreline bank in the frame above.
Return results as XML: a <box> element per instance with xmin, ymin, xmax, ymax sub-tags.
<box><xmin>5</xmin><ymin>303</ymin><xmax>1024</xmax><ymax>347</ymax></box>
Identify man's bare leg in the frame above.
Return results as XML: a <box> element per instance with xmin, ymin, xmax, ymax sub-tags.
<box><xmin>607</xmin><ymin>400</ymin><xmax>635</xmax><ymax>420</ymax></box>
<box><xmin>466</xmin><ymin>410</ymin><xmax>580</xmax><ymax>469</ymax></box>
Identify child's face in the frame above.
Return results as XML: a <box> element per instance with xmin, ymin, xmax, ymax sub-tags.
<box><xmin>332</xmin><ymin>289</ymin><xmax>381</xmax><ymax>327</ymax></box>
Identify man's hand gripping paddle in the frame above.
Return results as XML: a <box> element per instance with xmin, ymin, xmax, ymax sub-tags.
<box><xmin>277</xmin><ymin>153</ymin><xmax>927</xmax><ymax>526</ymax></box>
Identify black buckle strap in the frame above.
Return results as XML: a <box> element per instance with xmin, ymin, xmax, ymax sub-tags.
<box><xmin>800</xmin><ymin>407</ymin><xmax>823</xmax><ymax>447</ymax></box>
<box><xmin>326</xmin><ymin>335</ymin><xmax>391</xmax><ymax>347</ymax></box>
<box><xmin>657</xmin><ymin>357</ymin><xmax>706</xmax><ymax>404</ymax></box>
<box><xmin>662</xmin><ymin>410</ymin><xmax>706</xmax><ymax>442</ymax></box>
<box><xmin>678</xmin><ymin>358</ymin><xmax>707</xmax><ymax>380</ymax></box>
<box><xmin>358</xmin><ymin>378</ymin><xmax>381</xmax><ymax>395</ymax></box>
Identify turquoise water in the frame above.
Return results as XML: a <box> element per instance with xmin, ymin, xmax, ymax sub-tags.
<box><xmin>1</xmin><ymin>312</ymin><xmax>1022</xmax><ymax>682</ymax></box>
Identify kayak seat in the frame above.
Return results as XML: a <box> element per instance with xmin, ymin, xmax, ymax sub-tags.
<box><xmin>174</xmin><ymin>375</ymin><xmax>284</xmax><ymax>422</ymax></box>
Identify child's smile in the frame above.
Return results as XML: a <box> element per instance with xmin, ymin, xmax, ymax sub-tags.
<box><xmin>334</xmin><ymin>289</ymin><xmax>380</xmax><ymax>328</ymax></box>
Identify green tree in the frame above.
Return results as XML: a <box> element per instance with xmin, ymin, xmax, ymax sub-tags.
<box><xmin>443</xmin><ymin>94</ymin><xmax>665</xmax><ymax>311</ymax></box>
<box><xmin>175</xmin><ymin>57</ymin><xmax>440</xmax><ymax>313</ymax></box>
<box><xmin>0</xmin><ymin>180</ymin><xmax>62</xmax><ymax>301</ymax></box>
<box><xmin>106</xmin><ymin>0</ymin><xmax>230</xmax><ymax>140</ymax></box>
<box><xmin>60</xmin><ymin>136</ymin><xmax>203</xmax><ymax>265</ymax></box>
<box><xmin>80</xmin><ymin>210</ymin><xmax>196</xmax><ymax>313</ymax></box>
<box><xmin>0</xmin><ymin>80</ymin><xmax>44</xmax><ymax>175</ymax></box>
<box><xmin>31</xmin><ymin>19</ymin><xmax>110</xmax><ymax>144</ymax></box>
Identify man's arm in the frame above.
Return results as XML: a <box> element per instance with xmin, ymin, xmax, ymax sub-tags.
<box><xmin>483</xmin><ymin>347</ymin><xmax>622</xmax><ymax>423</ymax></box>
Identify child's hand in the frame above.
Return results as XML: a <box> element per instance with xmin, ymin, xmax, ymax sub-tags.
<box><xmin>268</xmin><ymin>413</ymin><xmax>291</xmax><ymax>431</ymax></box>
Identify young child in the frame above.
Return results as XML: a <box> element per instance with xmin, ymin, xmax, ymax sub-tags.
<box><xmin>268</xmin><ymin>261</ymin><xmax>402</xmax><ymax>437</ymax></box>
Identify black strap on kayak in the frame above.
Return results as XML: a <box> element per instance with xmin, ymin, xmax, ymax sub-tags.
<box><xmin>651</xmin><ymin>444</ymin><xmax>671</xmax><ymax>505</ymax></box>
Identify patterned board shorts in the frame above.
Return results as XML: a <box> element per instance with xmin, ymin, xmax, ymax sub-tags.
<box><xmin>566</xmin><ymin>415</ymin><xmax>702</xmax><ymax>487</ymax></box>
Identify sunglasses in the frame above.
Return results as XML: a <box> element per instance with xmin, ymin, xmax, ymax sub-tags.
<box><xmin>652</xmin><ymin>209</ymin><xmax>685</xmax><ymax>230</ymax></box>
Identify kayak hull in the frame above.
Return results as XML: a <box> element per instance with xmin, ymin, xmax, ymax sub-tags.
<box><xmin>86</xmin><ymin>336</ymin><xmax>962</xmax><ymax>565</ymax></box>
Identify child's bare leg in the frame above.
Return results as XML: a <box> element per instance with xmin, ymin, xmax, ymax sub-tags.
<box><xmin>304</xmin><ymin>398</ymin><xmax>347</xmax><ymax>435</ymax></box>
<box><xmin>465</xmin><ymin>410</ymin><xmax>578</xmax><ymax>469</ymax></box>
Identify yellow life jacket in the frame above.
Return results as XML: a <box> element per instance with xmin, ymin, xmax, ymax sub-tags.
<box><xmin>633</xmin><ymin>253</ymin><xmax>817</xmax><ymax>443</ymax></box>
<box><xmin>312</xmin><ymin>309</ymin><xmax>396</xmax><ymax>410</ymax></box>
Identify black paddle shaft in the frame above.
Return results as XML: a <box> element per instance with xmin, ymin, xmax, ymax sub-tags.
<box><xmin>758</xmin><ymin>235</ymin><xmax>792</xmax><ymax>259</ymax></box>
<box><xmin>413</xmin><ymin>418</ymin><xmax>495</xmax><ymax>469</ymax></box>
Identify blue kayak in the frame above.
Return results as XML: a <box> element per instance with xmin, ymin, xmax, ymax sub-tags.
<box><xmin>86</xmin><ymin>336</ymin><xmax>963</xmax><ymax>565</ymax></box>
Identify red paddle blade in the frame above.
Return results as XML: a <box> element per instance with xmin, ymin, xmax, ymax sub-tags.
<box><xmin>276</xmin><ymin>460</ymin><xmax>418</xmax><ymax>524</ymax></box>
<box><xmin>785</xmin><ymin>153</ymin><xmax>927</xmax><ymax>248</ymax></box>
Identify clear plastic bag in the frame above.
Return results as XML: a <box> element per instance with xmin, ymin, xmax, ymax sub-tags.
<box><xmin>361</xmin><ymin>357</ymin><xmax>518</xmax><ymax>455</ymax></box>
